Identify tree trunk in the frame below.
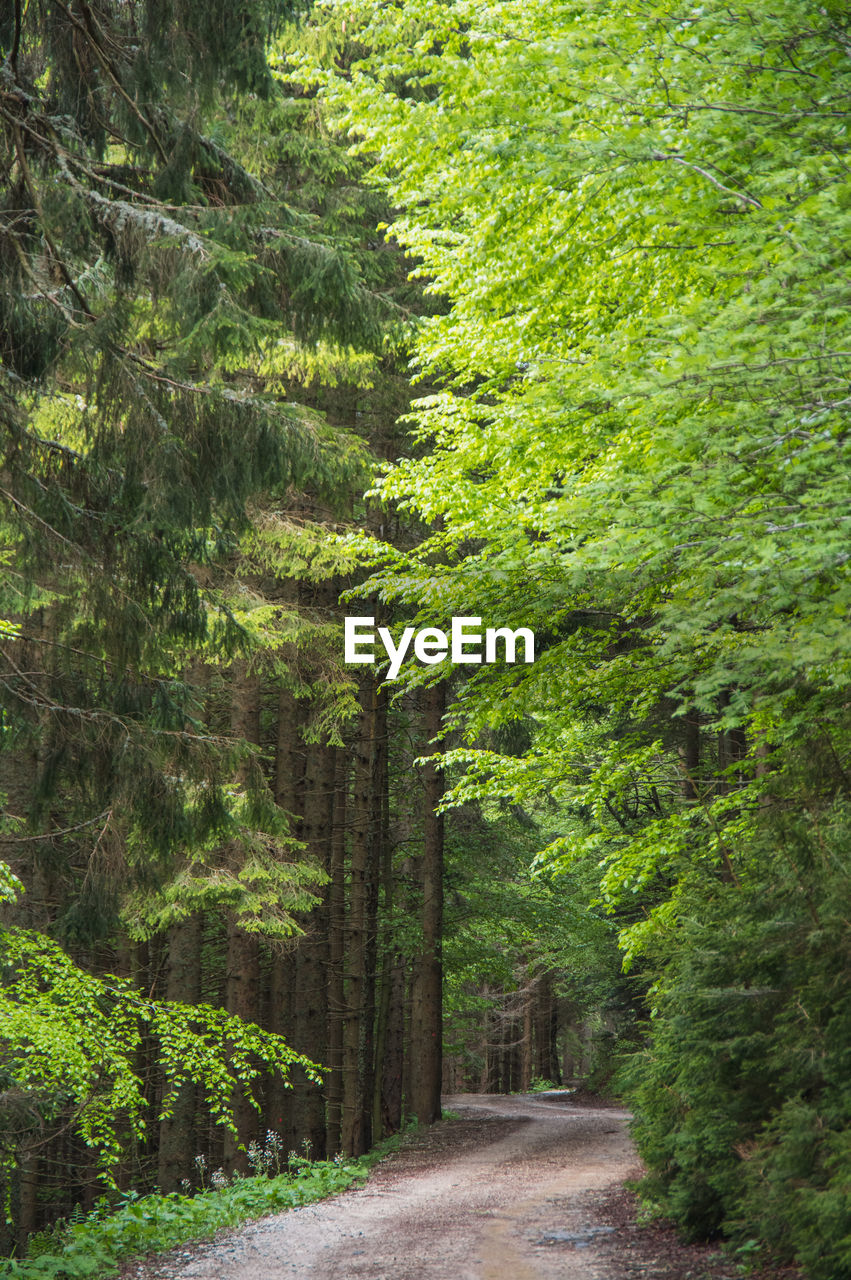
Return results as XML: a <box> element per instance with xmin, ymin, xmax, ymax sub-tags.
<box><xmin>341</xmin><ymin>677</ymin><xmax>373</xmax><ymax>1155</ymax></box>
<box><xmin>534</xmin><ymin>971</ymin><xmax>560</xmax><ymax>1084</ymax></box>
<box><xmin>157</xmin><ymin>913</ymin><xmax>202</xmax><ymax>1190</ymax></box>
<box><xmin>266</xmin><ymin>682</ymin><xmax>306</xmax><ymax>1141</ymax></box>
<box><xmin>681</xmin><ymin>709</ymin><xmax>701</xmax><ymax>800</ymax></box>
<box><xmin>223</xmin><ymin>925</ymin><xmax>260</xmax><ymax>1175</ymax></box>
<box><xmin>359</xmin><ymin>684</ymin><xmax>386</xmax><ymax>1149</ymax></box>
<box><xmin>265</xmin><ymin>947</ymin><xmax>295</xmax><ymax>1138</ymax></box>
<box><xmin>372</xmin><ymin>690</ymin><xmax>397</xmax><ymax>1137</ymax></box>
<box><xmin>223</xmin><ymin>662</ymin><xmax>261</xmax><ymax>1176</ymax></box>
<box><xmin>290</xmin><ymin>741</ymin><xmax>334</xmax><ymax>1158</ymax></box>
<box><xmin>521</xmin><ymin>971</ymin><xmax>534</xmax><ymax>1092</ymax></box>
<box><xmin>409</xmin><ymin>683</ymin><xmax>445</xmax><ymax>1124</ymax></box>
<box><xmin>15</xmin><ymin>1150</ymin><xmax>39</xmax><ymax>1255</ymax></box>
<box><xmin>325</xmin><ymin>749</ymin><xmax>348</xmax><ymax>1154</ymax></box>
<box><xmin>379</xmin><ymin>955</ymin><xmax>405</xmax><ymax>1133</ymax></box>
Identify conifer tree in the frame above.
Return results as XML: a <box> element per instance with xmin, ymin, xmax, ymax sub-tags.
<box><xmin>1</xmin><ymin>1</ymin><xmax>418</xmax><ymax>1242</ymax></box>
<box><xmin>0</xmin><ymin>0</ymin><xmax>393</xmax><ymax>926</ymax></box>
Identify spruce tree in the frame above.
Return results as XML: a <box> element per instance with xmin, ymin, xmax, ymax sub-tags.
<box><xmin>1</xmin><ymin>1</ymin><xmax>416</xmax><ymax>1241</ymax></box>
<box><xmin>0</xmin><ymin>0</ymin><xmax>405</xmax><ymax>927</ymax></box>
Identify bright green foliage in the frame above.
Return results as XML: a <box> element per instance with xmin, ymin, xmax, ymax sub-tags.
<box><xmin>301</xmin><ymin>0</ymin><xmax>851</xmax><ymax>1269</ymax></box>
<box><xmin>0</xmin><ymin>882</ymin><xmax>321</xmax><ymax>1188</ymax></box>
<box><xmin>317</xmin><ymin>0</ymin><xmax>851</xmax><ymax>740</ymax></box>
<box><xmin>0</xmin><ymin>861</ymin><xmax>23</xmax><ymax>904</ymax></box>
<box><xmin>309</xmin><ymin>0</ymin><xmax>851</xmax><ymax>934</ymax></box>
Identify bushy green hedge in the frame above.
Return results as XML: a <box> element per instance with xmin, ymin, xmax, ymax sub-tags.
<box><xmin>625</xmin><ymin>793</ymin><xmax>851</xmax><ymax>1278</ymax></box>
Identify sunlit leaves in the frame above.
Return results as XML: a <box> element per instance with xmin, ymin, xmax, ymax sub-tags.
<box><xmin>303</xmin><ymin>0</ymin><xmax>851</xmax><ymax>927</ymax></box>
<box><xmin>0</xmin><ymin>924</ymin><xmax>320</xmax><ymax>1184</ymax></box>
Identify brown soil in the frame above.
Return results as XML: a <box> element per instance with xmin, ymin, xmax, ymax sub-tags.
<box><xmin>121</xmin><ymin>1093</ymin><xmax>777</xmax><ymax>1280</ymax></box>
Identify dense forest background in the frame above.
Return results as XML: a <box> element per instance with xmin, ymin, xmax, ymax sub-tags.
<box><xmin>1</xmin><ymin>1</ymin><xmax>849</xmax><ymax>1277</ymax></box>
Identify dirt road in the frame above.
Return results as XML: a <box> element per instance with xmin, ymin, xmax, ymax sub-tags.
<box><xmin>128</xmin><ymin>1094</ymin><xmax>736</xmax><ymax>1280</ymax></box>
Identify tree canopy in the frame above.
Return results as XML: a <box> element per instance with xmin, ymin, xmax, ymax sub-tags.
<box><xmin>302</xmin><ymin>1</ymin><xmax>851</xmax><ymax>1271</ymax></box>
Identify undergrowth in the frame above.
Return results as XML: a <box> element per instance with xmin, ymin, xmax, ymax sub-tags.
<box><xmin>2</xmin><ymin>1136</ymin><xmax>407</xmax><ymax>1280</ymax></box>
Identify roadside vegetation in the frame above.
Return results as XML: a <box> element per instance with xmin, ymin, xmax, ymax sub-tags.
<box><xmin>2</xmin><ymin>1135</ymin><xmax>408</xmax><ymax>1280</ymax></box>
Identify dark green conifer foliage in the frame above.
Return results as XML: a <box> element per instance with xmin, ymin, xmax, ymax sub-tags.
<box><xmin>1</xmin><ymin>0</ymin><xmax>460</xmax><ymax>1254</ymax></box>
<box><xmin>0</xmin><ymin>0</ymin><xmax>401</xmax><ymax>914</ymax></box>
<box><xmin>626</xmin><ymin>735</ymin><xmax>851</xmax><ymax>1278</ymax></box>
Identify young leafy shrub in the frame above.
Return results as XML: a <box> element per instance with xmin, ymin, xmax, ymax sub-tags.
<box><xmin>0</xmin><ymin>902</ymin><xmax>322</xmax><ymax>1248</ymax></box>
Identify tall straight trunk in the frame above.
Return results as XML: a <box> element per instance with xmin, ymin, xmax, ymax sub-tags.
<box><xmin>681</xmin><ymin>709</ymin><xmax>701</xmax><ymax>800</ymax></box>
<box><xmin>507</xmin><ymin>995</ymin><xmax>524</xmax><ymax>1092</ymax></box>
<box><xmin>341</xmin><ymin>676</ymin><xmax>373</xmax><ymax>1155</ymax></box>
<box><xmin>265</xmin><ymin>947</ymin><xmax>295</xmax><ymax>1136</ymax></box>
<box><xmin>359</xmin><ymin>684</ymin><xmax>386</xmax><ymax>1149</ymax></box>
<box><xmin>290</xmin><ymin>740</ymin><xmax>334</xmax><ymax>1158</ymax></box>
<box><xmin>112</xmin><ymin>938</ymin><xmax>150</xmax><ymax>1190</ymax></box>
<box><xmin>534</xmin><ymin>971</ymin><xmax>560</xmax><ymax>1084</ymax></box>
<box><xmin>223</xmin><ymin>926</ymin><xmax>260</xmax><ymax>1174</ymax></box>
<box><xmin>325</xmin><ymin>749</ymin><xmax>348</xmax><ymax>1154</ymax></box>
<box><xmin>497</xmin><ymin>1002</ymin><xmax>508</xmax><ymax>1093</ymax></box>
<box><xmin>275</xmin><ymin>685</ymin><xmax>305</xmax><ymax>820</ymax></box>
<box><xmin>16</xmin><ymin>1151</ymin><xmax>38</xmax><ymax>1254</ymax></box>
<box><xmin>379</xmin><ymin>955</ymin><xmax>405</xmax><ymax>1133</ymax></box>
<box><xmin>717</xmin><ymin>689</ymin><xmax>747</xmax><ymax>790</ymax></box>
<box><xmin>521</xmin><ymin>970</ymin><xmax>534</xmax><ymax>1092</ymax></box>
<box><xmin>480</xmin><ymin>987</ymin><xmax>498</xmax><ymax>1093</ymax></box>
<box><xmin>266</xmin><ymin>683</ymin><xmax>305</xmax><ymax>1140</ymax></box>
<box><xmin>409</xmin><ymin>683</ymin><xmax>445</xmax><ymax>1125</ymax></box>
<box><xmin>372</xmin><ymin>689</ymin><xmax>396</xmax><ymax>1137</ymax></box>
<box><xmin>223</xmin><ymin>662</ymin><xmax>261</xmax><ymax>1176</ymax></box>
<box><xmin>157</xmin><ymin>913</ymin><xmax>202</xmax><ymax>1189</ymax></box>
<box><xmin>401</xmin><ymin>955</ymin><xmax>414</xmax><ymax>1111</ymax></box>
<box><xmin>508</xmin><ymin>1004</ymin><xmax>522</xmax><ymax>1093</ymax></box>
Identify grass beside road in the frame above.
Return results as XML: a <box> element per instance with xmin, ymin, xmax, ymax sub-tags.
<box><xmin>3</xmin><ymin>1137</ymin><xmax>407</xmax><ymax>1280</ymax></box>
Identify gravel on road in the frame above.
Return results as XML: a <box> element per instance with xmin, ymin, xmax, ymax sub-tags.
<box><xmin>122</xmin><ymin>1093</ymin><xmax>743</xmax><ymax>1280</ymax></box>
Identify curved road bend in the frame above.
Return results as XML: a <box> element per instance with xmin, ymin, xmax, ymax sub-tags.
<box><xmin>129</xmin><ymin>1093</ymin><xmax>636</xmax><ymax>1280</ymax></box>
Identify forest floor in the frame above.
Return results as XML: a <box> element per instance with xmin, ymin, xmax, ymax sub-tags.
<box><xmin>122</xmin><ymin>1093</ymin><xmax>753</xmax><ymax>1280</ymax></box>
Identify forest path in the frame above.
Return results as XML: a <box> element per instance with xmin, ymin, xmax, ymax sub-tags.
<box><xmin>127</xmin><ymin>1094</ymin><xmax>734</xmax><ymax>1280</ymax></box>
